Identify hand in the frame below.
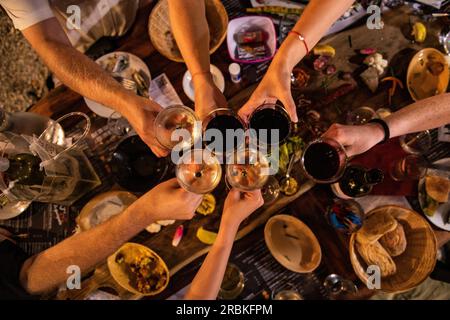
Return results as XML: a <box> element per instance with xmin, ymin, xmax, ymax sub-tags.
<box><xmin>122</xmin><ymin>97</ymin><xmax>169</xmax><ymax>158</ymax></box>
<box><xmin>239</xmin><ymin>61</ymin><xmax>298</xmax><ymax>123</ymax></box>
<box><xmin>131</xmin><ymin>178</ymin><xmax>203</xmax><ymax>222</ymax></box>
<box><xmin>322</xmin><ymin>123</ymin><xmax>385</xmax><ymax>158</ymax></box>
<box><xmin>221</xmin><ymin>189</ymin><xmax>264</xmax><ymax>230</ymax></box>
<box><xmin>192</xmin><ymin>73</ymin><xmax>228</xmax><ymax>120</ymax></box>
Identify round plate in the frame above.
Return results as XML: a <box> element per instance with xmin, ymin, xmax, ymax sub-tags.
<box><xmin>77</xmin><ymin>191</ymin><xmax>138</xmax><ymax>231</ymax></box>
<box><xmin>264</xmin><ymin>214</ymin><xmax>322</xmax><ymax>273</ymax></box>
<box><xmin>182</xmin><ymin>64</ymin><xmax>225</xmax><ymax>102</ymax></box>
<box><xmin>107</xmin><ymin>242</ymin><xmax>169</xmax><ymax>296</ymax></box>
<box><xmin>407</xmin><ymin>48</ymin><xmax>449</xmax><ymax>101</ymax></box>
<box><xmin>84</xmin><ymin>51</ymin><xmax>151</xmax><ymax>118</ymax></box>
<box><xmin>418</xmin><ymin>158</ymin><xmax>450</xmax><ymax>231</ymax></box>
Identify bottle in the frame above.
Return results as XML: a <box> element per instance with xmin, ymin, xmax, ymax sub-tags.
<box><xmin>228</xmin><ymin>63</ymin><xmax>242</xmax><ymax>84</ymax></box>
<box><xmin>331</xmin><ymin>165</ymin><xmax>384</xmax><ymax>199</ymax></box>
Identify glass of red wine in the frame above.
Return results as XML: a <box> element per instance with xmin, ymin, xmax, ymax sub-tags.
<box><xmin>203</xmin><ymin>108</ymin><xmax>246</xmax><ymax>158</ymax></box>
<box><xmin>248</xmin><ymin>103</ymin><xmax>291</xmax><ymax>147</ymax></box>
<box><xmin>300</xmin><ymin>137</ymin><xmax>348</xmax><ymax>184</ymax></box>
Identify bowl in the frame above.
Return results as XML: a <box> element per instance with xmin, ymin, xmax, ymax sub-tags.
<box><xmin>264</xmin><ymin>214</ymin><xmax>322</xmax><ymax>273</ymax></box>
<box><xmin>107</xmin><ymin>243</ymin><xmax>170</xmax><ymax>296</ymax></box>
<box><xmin>148</xmin><ymin>0</ymin><xmax>228</xmax><ymax>62</ymax></box>
<box><xmin>407</xmin><ymin>48</ymin><xmax>449</xmax><ymax>101</ymax></box>
<box><xmin>227</xmin><ymin>16</ymin><xmax>277</xmax><ymax>64</ymax></box>
<box><xmin>349</xmin><ymin>205</ymin><xmax>437</xmax><ymax>293</ymax></box>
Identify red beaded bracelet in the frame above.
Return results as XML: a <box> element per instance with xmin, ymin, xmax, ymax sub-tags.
<box><xmin>288</xmin><ymin>30</ymin><xmax>309</xmax><ymax>54</ymax></box>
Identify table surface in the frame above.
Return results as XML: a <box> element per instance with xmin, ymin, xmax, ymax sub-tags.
<box><xmin>26</xmin><ymin>1</ymin><xmax>450</xmax><ymax>300</ymax></box>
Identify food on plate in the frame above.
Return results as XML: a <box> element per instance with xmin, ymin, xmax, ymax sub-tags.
<box><xmin>356</xmin><ymin>241</ymin><xmax>397</xmax><ymax>277</ymax></box>
<box><xmin>114</xmin><ymin>248</ymin><xmax>168</xmax><ymax>294</ymax></box>
<box><xmin>379</xmin><ymin>223</ymin><xmax>407</xmax><ymax>257</ymax></box>
<box><xmin>411</xmin><ymin>22</ymin><xmax>427</xmax><ymax>43</ymax></box>
<box><xmin>157</xmin><ymin>220</ymin><xmax>176</xmax><ymax>226</ymax></box>
<box><xmin>196</xmin><ymin>226</ymin><xmax>218</xmax><ymax>245</ymax></box>
<box><xmin>146</xmin><ymin>223</ymin><xmax>161</xmax><ymax>233</ymax></box>
<box><xmin>291</xmin><ymin>68</ymin><xmax>310</xmax><ymax>88</ymax></box>
<box><xmin>196</xmin><ymin>193</ymin><xmax>216</xmax><ymax>215</ymax></box>
<box><xmin>423</xmin><ymin>175</ymin><xmax>450</xmax><ymax>216</ymax></box>
<box><xmin>356</xmin><ymin>211</ymin><xmax>398</xmax><ymax>244</ymax></box>
<box><xmin>313</xmin><ymin>44</ymin><xmax>336</xmax><ymax>57</ymax></box>
<box><xmin>364</xmin><ymin>53</ymin><xmax>388</xmax><ymax>76</ymax></box>
<box><xmin>172</xmin><ymin>225</ymin><xmax>184</xmax><ymax>247</ymax></box>
<box><xmin>361</xmin><ymin>67</ymin><xmax>379</xmax><ymax>93</ymax></box>
<box><xmin>426</xmin><ymin>60</ymin><xmax>445</xmax><ymax>77</ymax></box>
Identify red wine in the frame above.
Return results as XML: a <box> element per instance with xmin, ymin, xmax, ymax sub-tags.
<box><xmin>205</xmin><ymin>115</ymin><xmax>245</xmax><ymax>152</ymax></box>
<box><xmin>303</xmin><ymin>142</ymin><xmax>340</xmax><ymax>181</ymax></box>
<box><xmin>249</xmin><ymin>108</ymin><xmax>290</xmax><ymax>145</ymax></box>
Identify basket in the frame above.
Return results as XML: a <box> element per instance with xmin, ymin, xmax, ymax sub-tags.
<box><xmin>349</xmin><ymin>205</ymin><xmax>437</xmax><ymax>293</ymax></box>
<box><xmin>148</xmin><ymin>0</ymin><xmax>228</xmax><ymax>62</ymax></box>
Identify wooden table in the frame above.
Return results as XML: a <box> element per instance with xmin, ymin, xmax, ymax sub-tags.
<box><xmin>29</xmin><ymin>2</ymin><xmax>450</xmax><ymax>300</ymax></box>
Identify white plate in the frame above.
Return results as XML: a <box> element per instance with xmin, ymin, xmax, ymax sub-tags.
<box><xmin>84</xmin><ymin>51</ymin><xmax>151</xmax><ymax>118</ymax></box>
<box><xmin>182</xmin><ymin>64</ymin><xmax>225</xmax><ymax>102</ymax></box>
<box><xmin>418</xmin><ymin>158</ymin><xmax>450</xmax><ymax>231</ymax></box>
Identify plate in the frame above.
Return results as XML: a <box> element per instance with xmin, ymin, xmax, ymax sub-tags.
<box><xmin>418</xmin><ymin>157</ymin><xmax>450</xmax><ymax>231</ymax></box>
<box><xmin>407</xmin><ymin>48</ymin><xmax>449</xmax><ymax>101</ymax></box>
<box><xmin>264</xmin><ymin>214</ymin><xmax>321</xmax><ymax>273</ymax></box>
<box><xmin>182</xmin><ymin>64</ymin><xmax>225</xmax><ymax>102</ymax></box>
<box><xmin>84</xmin><ymin>51</ymin><xmax>151</xmax><ymax>118</ymax></box>
<box><xmin>77</xmin><ymin>191</ymin><xmax>138</xmax><ymax>231</ymax></box>
<box><xmin>107</xmin><ymin>242</ymin><xmax>169</xmax><ymax>296</ymax></box>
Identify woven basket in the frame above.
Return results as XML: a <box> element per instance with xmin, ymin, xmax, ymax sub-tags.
<box><xmin>349</xmin><ymin>205</ymin><xmax>437</xmax><ymax>294</ymax></box>
<box><xmin>148</xmin><ymin>0</ymin><xmax>228</xmax><ymax>62</ymax></box>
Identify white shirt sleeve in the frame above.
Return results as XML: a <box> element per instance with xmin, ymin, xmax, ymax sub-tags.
<box><xmin>0</xmin><ymin>0</ymin><xmax>55</xmax><ymax>30</ymax></box>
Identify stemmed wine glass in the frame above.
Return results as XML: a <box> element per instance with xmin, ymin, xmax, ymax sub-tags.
<box><xmin>226</xmin><ymin>148</ymin><xmax>270</xmax><ymax>191</ymax></box>
<box><xmin>301</xmin><ymin>137</ymin><xmax>348</xmax><ymax>184</ymax></box>
<box><xmin>176</xmin><ymin>149</ymin><xmax>222</xmax><ymax>194</ymax></box>
<box><xmin>154</xmin><ymin>105</ymin><xmax>201</xmax><ymax>151</ymax></box>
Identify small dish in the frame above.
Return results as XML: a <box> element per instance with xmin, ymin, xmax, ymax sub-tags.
<box><xmin>227</xmin><ymin>16</ymin><xmax>277</xmax><ymax>64</ymax></box>
<box><xmin>264</xmin><ymin>214</ymin><xmax>322</xmax><ymax>273</ymax></box>
<box><xmin>182</xmin><ymin>64</ymin><xmax>225</xmax><ymax>102</ymax></box>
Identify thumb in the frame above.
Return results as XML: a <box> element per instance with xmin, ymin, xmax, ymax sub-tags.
<box><xmin>280</xmin><ymin>94</ymin><xmax>298</xmax><ymax>123</ymax></box>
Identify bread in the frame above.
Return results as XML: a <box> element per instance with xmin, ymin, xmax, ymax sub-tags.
<box><xmin>379</xmin><ymin>223</ymin><xmax>407</xmax><ymax>257</ymax></box>
<box><xmin>425</xmin><ymin>175</ymin><xmax>450</xmax><ymax>203</ymax></box>
<box><xmin>356</xmin><ymin>241</ymin><xmax>397</xmax><ymax>277</ymax></box>
<box><xmin>356</xmin><ymin>211</ymin><xmax>398</xmax><ymax>244</ymax></box>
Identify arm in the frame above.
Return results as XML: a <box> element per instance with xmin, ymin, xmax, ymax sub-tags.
<box><xmin>20</xmin><ymin>179</ymin><xmax>202</xmax><ymax>295</ymax></box>
<box><xmin>323</xmin><ymin>94</ymin><xmax>450</xmax><ymax>157</ymax></box>
<box><xmin>21</xmin><ymin>18</ymin><xmax>168</xmax><ymax>157</ymax></box>
<box><xmin>185</xmin><ymin>189</ymin><xmax>263</xmax><ymax>300</ymax></box>
<box><xmin>168</xmin><ymin>0</ymin><xmax>226</xmax><ymax>119</ymax></box>
<box><xmin>239</xmin><ymin>0</ymin><xmax>355</xmax><ymax>122</ymax></box>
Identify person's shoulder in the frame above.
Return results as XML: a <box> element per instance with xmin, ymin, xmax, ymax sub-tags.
<box><xmin>0</xmin><ymin>0</ymin><xmax>54</xmax><ymax>31</ymax></box>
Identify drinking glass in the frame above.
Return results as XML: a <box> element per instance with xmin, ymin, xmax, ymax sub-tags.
<box><xmin>323</xmin><ymin>274</ymin><xmax>358</xmax><ymax>300</ymax></box>
<box><xmin>346</xmin><ymin>106</ymin><xmax>377</xmax><ymax>125</ymax></box>
<box><xmin>248</xmin><ymin>103</ymin><xmax>291</xmax><ymax>147</ymax></box>
<box><xmin>226</xmin><ymin>148</ymin><xmax>270</xmax><ymax>191</ymax></box>
<box><xmin>301</xmin><ymin>137</ymin><xmax>348</xmax><ymax>184</ymax></box>
<box><xmin>218</xmin><ymin>263</ymin><xmax>245</xmax><ymax>300</ymax></box>
<box><xmin>389</xmin><ymin>154</ymin><xmax>427</xmax><ymax>181</ymax></box>
<box><xmin>203</xmin><ymin>108</ymin><xmax>246</xmax><ymax>157</ymax></box>
<box><xmin>399</xmin><ymin>130</ymin><xmax>432</xmax><ymax>155</ymax></box>
<box><xmin>261</xmin><ymin>176</ymin><xmax>280</xmax><ymax>205</ymax></box>
<box><xmin>271</xmin><ymin>282</ymin><xmax>303</xmax><ymax>300</ymax></box>
<box><xmin>154</xmin><ymin>105</ymin><xmax>200</xmax><ymax>151</ymax></box>
<box><xmin>107</xmin><ymin>111</ymin><xmax>134</xmax><ymax>137</ymax></box>
<box><xmin>326</xmin><ymin>199</ymin><xmax>364</xmax><ymax>234</ymax></box>
<box><xmin>176</xmin><ymin>149</ymin><xmax>222</xmax><ymax>194</ymax></box>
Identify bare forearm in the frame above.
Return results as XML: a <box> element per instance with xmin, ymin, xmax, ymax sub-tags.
<box><xmin>274</xmin><ymin>0</ymin><xmax>355</xmax><ymax>72</ymax></box>
<box><xmin>185</xmin><ymin>224</ymin><xmax>238</xmax><ymax>300</ymax></box>
<box><xmin>168</xmin><ymin>0</ymin><xmax>210</xmax><ymax>75</ymax></box>
<box><xmin>385</xmin><ymin>94</ymin><xmax>450</xmax><ymax>138</ymax></box>
<box><xmin>20</xmin><ymin>202</ymin><xmax>154</xmax><ymax>295</ymax></box>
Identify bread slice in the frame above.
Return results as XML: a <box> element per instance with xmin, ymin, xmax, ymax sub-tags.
<box><xmin>379</xmin><ymin>223</ymin><xmax>407</xmax><ymax>257</ymax></box>
<box><xmin>356</xmin><ymin>241</ymin><xmax>397</xmax><ymax>277</ymax></box>
<box><xmin>425</xmin><ymin>175</ymin><xmax>450</xmax><ymax>203</ymax></box>
<box><xmin>356</xmin><ymin>211</ymin><xmax>398</xmax><ymax>244</ymax></box>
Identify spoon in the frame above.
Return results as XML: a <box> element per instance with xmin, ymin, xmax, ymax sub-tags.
<box><xmin>280</xmin><ymin>150</ymin><xmax>301</xmax><ymax>193</ymax></box>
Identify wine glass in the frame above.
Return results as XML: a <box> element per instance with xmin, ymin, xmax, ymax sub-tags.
<box><xmin>346</xmin><ymin>106</ymin><xmax>377</xmax><ymax>125</ymax></box>
<box><xmin>226</xmin><ymin>148</ymin><xmax>270</xmax><ymax>191</ymax></box>
<box><xmin>399</xmin><ymin>130</ymin><xmax>432</xmax><ymax>155</ymax></box>
<box><xmin>107</xmin><ymin>111</ymin><xmax>134</xmax><ymax>137</ymax></box>
<box><xmin>271</xmin><ymin>282</ymin><xmax>303</xmax><ymax>300</ymax></box>
<box><xmin>261</xmin><ymin>176</ymin><xmax>280</xmax><ymax>205</ymax></box>
<box><xmin>176</xmin><ymin>149</ymin><xmax>222</xmax><ymax>194</ymax></box>
<box><xmin>389</xmin><ymin>154</ymin><xmax>427</xmax><ymax>181</ymax></box>
<box><xmin>301</xmin><ymin>137</ymin><xmax>348</xmax><ymax>184</ymax></box>
<box><xmin>203</xmin><ymin>108</ymin><xmax>246</xmax><ymax>157</ymax></box>
<box><xmin>323</xmin><ymin>274</ymin><xmax>358</xmax><ymax>300</ymax></box>
<box><xmin>154</xmin><ymin>105</ymin><xmax>201</xmax><ymax>151</ymax></box>
<box><xmin>248</xmin><ymin>103</ymin><xmax>291</xmax><ymax>148</ymax></box>
<box><xmin>218</xmin><ymin>263</ymin><xmax>245</xmax><ymax>300</ymax></box>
